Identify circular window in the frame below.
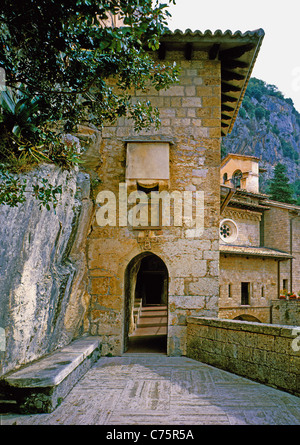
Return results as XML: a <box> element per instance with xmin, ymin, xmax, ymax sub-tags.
<box><xmin>219</xmin><ymin>219</ymin><xmax>238</xmax><ymax>243</ymax></box>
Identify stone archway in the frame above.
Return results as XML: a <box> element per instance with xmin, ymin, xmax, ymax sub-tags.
<box><xmin>124</xmin><ymin>252</ymin><xmax>168</xmax><ymax>353</ymax></box>
<box><xmin>233</xmin><ymin>314</ymin><xmax>261</xmax><ymax>323</ymax></box>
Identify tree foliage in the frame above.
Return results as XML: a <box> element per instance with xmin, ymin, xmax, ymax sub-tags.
<box><xmin>0</xmin><ymin>0</ymin><xmax>178</xmax><ymax>134</ymax></box>
<box><xmin>0</xmin><ymin>0</ymin><xmax>179</xmax><ymax>206</ymax></box>
<box><xmin>268</xmin><ymin>163</ymin><xmax>296</xmax><ymax>204</ymax></box>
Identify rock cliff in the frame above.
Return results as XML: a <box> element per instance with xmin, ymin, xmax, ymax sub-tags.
<box><xmin>0</xmin><ymin>162</ymin><xmax>94</xmax><ymax>376</ymax></box>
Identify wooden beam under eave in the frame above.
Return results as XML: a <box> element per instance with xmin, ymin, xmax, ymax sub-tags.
<box><xmin>184</xmin><ymin>43</ymin><xmax>193</xmax><ymax>60</ymax></box>
<box><xmin>219</xmin><ymin>43</ymin><xmax>254</xmax><ymax>60</ymax></box>
<box><xmin>158</xmin><ymin>42</ymin><xmax>166</xmax><ymax>60</ymax></box>
<box><xmin>220</xmin><ymin>188</ymin><xmax>236</xmax><ymax>214</ymax></box>
<box><xmin>222</xmin><ymin>82</ymin><xmax>241</xmax><ymax>93</ymax></box>
<box><xmin>222</xmin><ymin>104</ymin><xmax>235</xmax><ymax>112</ymax></box>
<box><xmin>221</xmin><ymin>113</ymin><xmax>231</xmax><ymax>120</ymax></box>
<box><xmin>222</xmin><ymin>70</ymin><xmax>245</xmax><ymax>81</ymax></box>
<box><xmin>222</xmin><ymin>59</ymin><xmax>249</xmax><ymax>69</ymax></box>
<box><xmin>221</xmin><ymin>93</ymin><xmax>236</xmax><ymax>103</ymax></box>
<box><xmin>209</xmin><ymin>43</ymin><xmax>220</xmax><ymax>60</ymax></box>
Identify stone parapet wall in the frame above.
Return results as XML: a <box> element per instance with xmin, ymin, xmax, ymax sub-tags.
<box><xmin>187</xmin><ymin>317</ymin><xmax>300</xmax><ymax>397</ymax></box>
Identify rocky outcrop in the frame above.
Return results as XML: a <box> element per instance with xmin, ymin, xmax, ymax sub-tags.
<box><xmin>0</xmin><ymin>161</ymin><xmax>94</xmax><ymax>376</ymax></box>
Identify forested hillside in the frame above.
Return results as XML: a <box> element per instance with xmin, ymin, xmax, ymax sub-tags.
<box><xmin>222</xmin><ymin>78</ymin><xmax>300</xmax><ymax>204</ymax></box>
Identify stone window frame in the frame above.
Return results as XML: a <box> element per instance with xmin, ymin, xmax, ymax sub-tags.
<box><xmin>124</xmin><ymin>137</ymin><xmax>173</xmax><ymax>231</ymax></box>
<box><xmin>241</xmin><ymin>282</ymin><xmax>251</xmax><ymax>306</ymax></box>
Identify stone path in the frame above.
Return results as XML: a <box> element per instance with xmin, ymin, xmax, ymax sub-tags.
<box><xmin>1</xmin><ymin>354</ymin><xmax>300</xmax><ymax>425</ymax></box>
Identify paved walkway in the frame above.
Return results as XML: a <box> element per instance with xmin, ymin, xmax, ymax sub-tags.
<box><xmin>1</xmin><ymin>354</ymin><xmax>300</xmax><ymax>425</ymax></box>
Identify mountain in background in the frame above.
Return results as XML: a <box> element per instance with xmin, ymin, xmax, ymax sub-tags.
<box><xmin>222</xmin><ymin>77</ymin><xmax>300</xmax><ymax>204</ymax></box>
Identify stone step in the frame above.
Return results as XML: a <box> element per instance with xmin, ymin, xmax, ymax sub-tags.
<box><xmin>137</xmin><ymin>317</ymin><xmax>168</xmax><ymax>328</ymax></box>
<box><xmin>131</xmin><ymin>326</ymin><xmax>168</xmax><ymax>337</ymax></box>
<box><xmin>0</xmin><ymin>336</ymin><xmax>101</xmax><ymax>414</ymax></box>
<box><xmin>0</xmin><ymin>399</ymin><xmax>18</xmax><ymax>413</ymax></box>
<box><xmin>131</xmin><ymin>304</ymin><xmax>168</xmax><ymax>338</ymax></box>
<box><xmin>139</xmin><ymin>310</ymin><xmax>167</xmax><ymax>317</ymax></box>
<box><xmin>142</xmin><ymin>305</ymin><xmax>167</xmax><ymax>311</ymax></box>
<box><xmin>137</xmin><ymin>305</ymin><xmax>167</xmax><ymax>328</ymax></box>
<box><xmin>0</xmin><ymin>388</ymin><xmax>18</xmax><ymax>414</ymax></box>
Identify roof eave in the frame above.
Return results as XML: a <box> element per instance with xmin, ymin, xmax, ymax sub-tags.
<box><xmin>159</xmin><ymin>28</ymin><xmax>265</xmax><ymax>136</ymax></box>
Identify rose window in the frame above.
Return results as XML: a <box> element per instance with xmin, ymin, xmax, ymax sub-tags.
<box><xmin>219</xmin><ymin>219</ymin><xmax>238</xmax><ymax>243</ymax></box>
<box><xmin>220</xmin><ymin>223</ymin><xmax>231</xmax><ymax>239</ymax></box>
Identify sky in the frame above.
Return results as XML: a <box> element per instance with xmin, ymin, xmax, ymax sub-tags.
<box><xmin>166</xmin><ymin>0</ymin><xmax>300</xmax><ymax>112</ymax></box>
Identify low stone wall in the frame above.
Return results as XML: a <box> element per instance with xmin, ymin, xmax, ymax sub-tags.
<box><xmin>186</xmin><ymin>317</ymin><xmax>300</xmax><ymax>397</ymax></box>
<box><xmin>271</xmin><ymin>299</ymin><xmax>300</xmax><ymax>326</ymax></box>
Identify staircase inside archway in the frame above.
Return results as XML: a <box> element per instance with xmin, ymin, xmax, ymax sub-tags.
<box><xmin>126</xmin><ymin>304</ymin><xmax>167</xmax><ymax>354</ymax></box>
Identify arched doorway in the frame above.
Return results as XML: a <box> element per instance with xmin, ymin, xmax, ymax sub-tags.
<box><xmin>124</xmin><ymin>252</ymin><xmax>168</xmax><ymax>353</ymax></box>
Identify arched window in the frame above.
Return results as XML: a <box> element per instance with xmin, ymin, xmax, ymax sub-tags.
<box><xmin>223</xmin><ymin>173</ymin><xmax>228</xmax><ymax>184</ymax></box>
<box><xmin>232</xmin><ymin>170</ymin><xmax>243</xmax><ymax>188</ymax></box>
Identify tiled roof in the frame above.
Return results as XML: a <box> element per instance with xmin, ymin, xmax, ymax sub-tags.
<box><xmin>220</xmin><ymin>244</ymin><xmax>293</xmax><ymax>259</ymax></box>
<box><xmin>165</xmin><ymin>28</ymin><xmax>265</xmax><ymax>40</ymax></box>
<box><xmin>160</xmin><ymin>28</ymin><xmax>265</xmax><ymax>136</ymax></box>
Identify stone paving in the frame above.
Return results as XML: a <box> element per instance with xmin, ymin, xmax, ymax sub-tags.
<box><xmin>1</xmin><ymin>354</ymin><xmax>300</xmax><ymax>425</ymax></box>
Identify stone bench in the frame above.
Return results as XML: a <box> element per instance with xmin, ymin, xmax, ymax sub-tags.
<box><xmin>0</xmin><ymin>336</ymin><xmax>101</xmax><ymax>414</ymax></box>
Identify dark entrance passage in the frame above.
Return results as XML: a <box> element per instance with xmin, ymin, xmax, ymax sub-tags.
<box><xmin>124</xmin><ymin>253</ymin><xmax>168</xmax><ymax>354</ymax></box>
<box><xmin>141</xmin><ymin>273</ymin><xmax>164</xmax><ymax>304</ymax></box>
<box><xmin>135</xmin><ymin>255</ymin><xmax>168</xmax><ymax>306</ymax></box>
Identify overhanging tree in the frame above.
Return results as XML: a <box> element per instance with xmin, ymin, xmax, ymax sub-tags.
<box><xmin>0</xmin><ymin>0</ymin><xmax>178</xmax><ymax>206</ymax></box>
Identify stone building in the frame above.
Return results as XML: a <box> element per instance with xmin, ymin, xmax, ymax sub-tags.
<box><xmin>219</xmin><ymin>153</ymin><xmax>300</xmax><ymax>323</ymax></box>
<box><xmin>86</xmin><ymin>29</ymin><xmax>266</xmax><ymax>356</ymax></box>
<box><xmin>0</xmin><ymin>27</ymin><xmax>270</xmax><ymax>377</ymax></box>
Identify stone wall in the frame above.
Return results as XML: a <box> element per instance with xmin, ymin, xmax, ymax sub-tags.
<box><xmin>291</xmin><ymin>216</ymin><xmax>300</xmax><ymax>293</ymax></box>
<box><xmin>187</xmin><ymin>316</ymin><xmax>300</xmax><ymax>397</ymax></box>
<box><xmin>271</xmin><ymin>299</ymin><xmax>300</xmax><ymax>326</ymax></box>
<box><xmin>264</xmin><ymin>207</ymin><xmax>290</xmax><ymax>253</ymax></box>
<box><xmin>219</xmin><ymin>255</ymin><xmax>277</xmax><ymax>322</ymax></box>
<box><xmin>221</xmin><ymin>208</ymin><xmax>261</xmax><ymax>247</ymax></box>
<box><xmin>0</xmin><ymin>163</ymin><xmax>94</xmax><ymax>376</ymax></box>
<box><xmin>264</xmin><ymin>206</ymin><xmax>300</xmax><ymax>294</ymax></box>
<box><xmin>87</xmin><ymin>49</ymin><xmax>221</xmax><ymax>356</ymax></box>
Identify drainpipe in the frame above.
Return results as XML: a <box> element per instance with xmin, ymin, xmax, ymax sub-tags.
<box><xmin>273</xmin><ymin>259</ymin><xmax>284</xmax><ymax>324</ymax></box>
<box><xmin>290</xmin><ymin>213</ymin><xmax>300</xmax><ymax>293</ymax></box>
<box><xmin>277</xmin><ymin>260</ymin><xmax>281</xmax><ymax>300</ymax></box>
